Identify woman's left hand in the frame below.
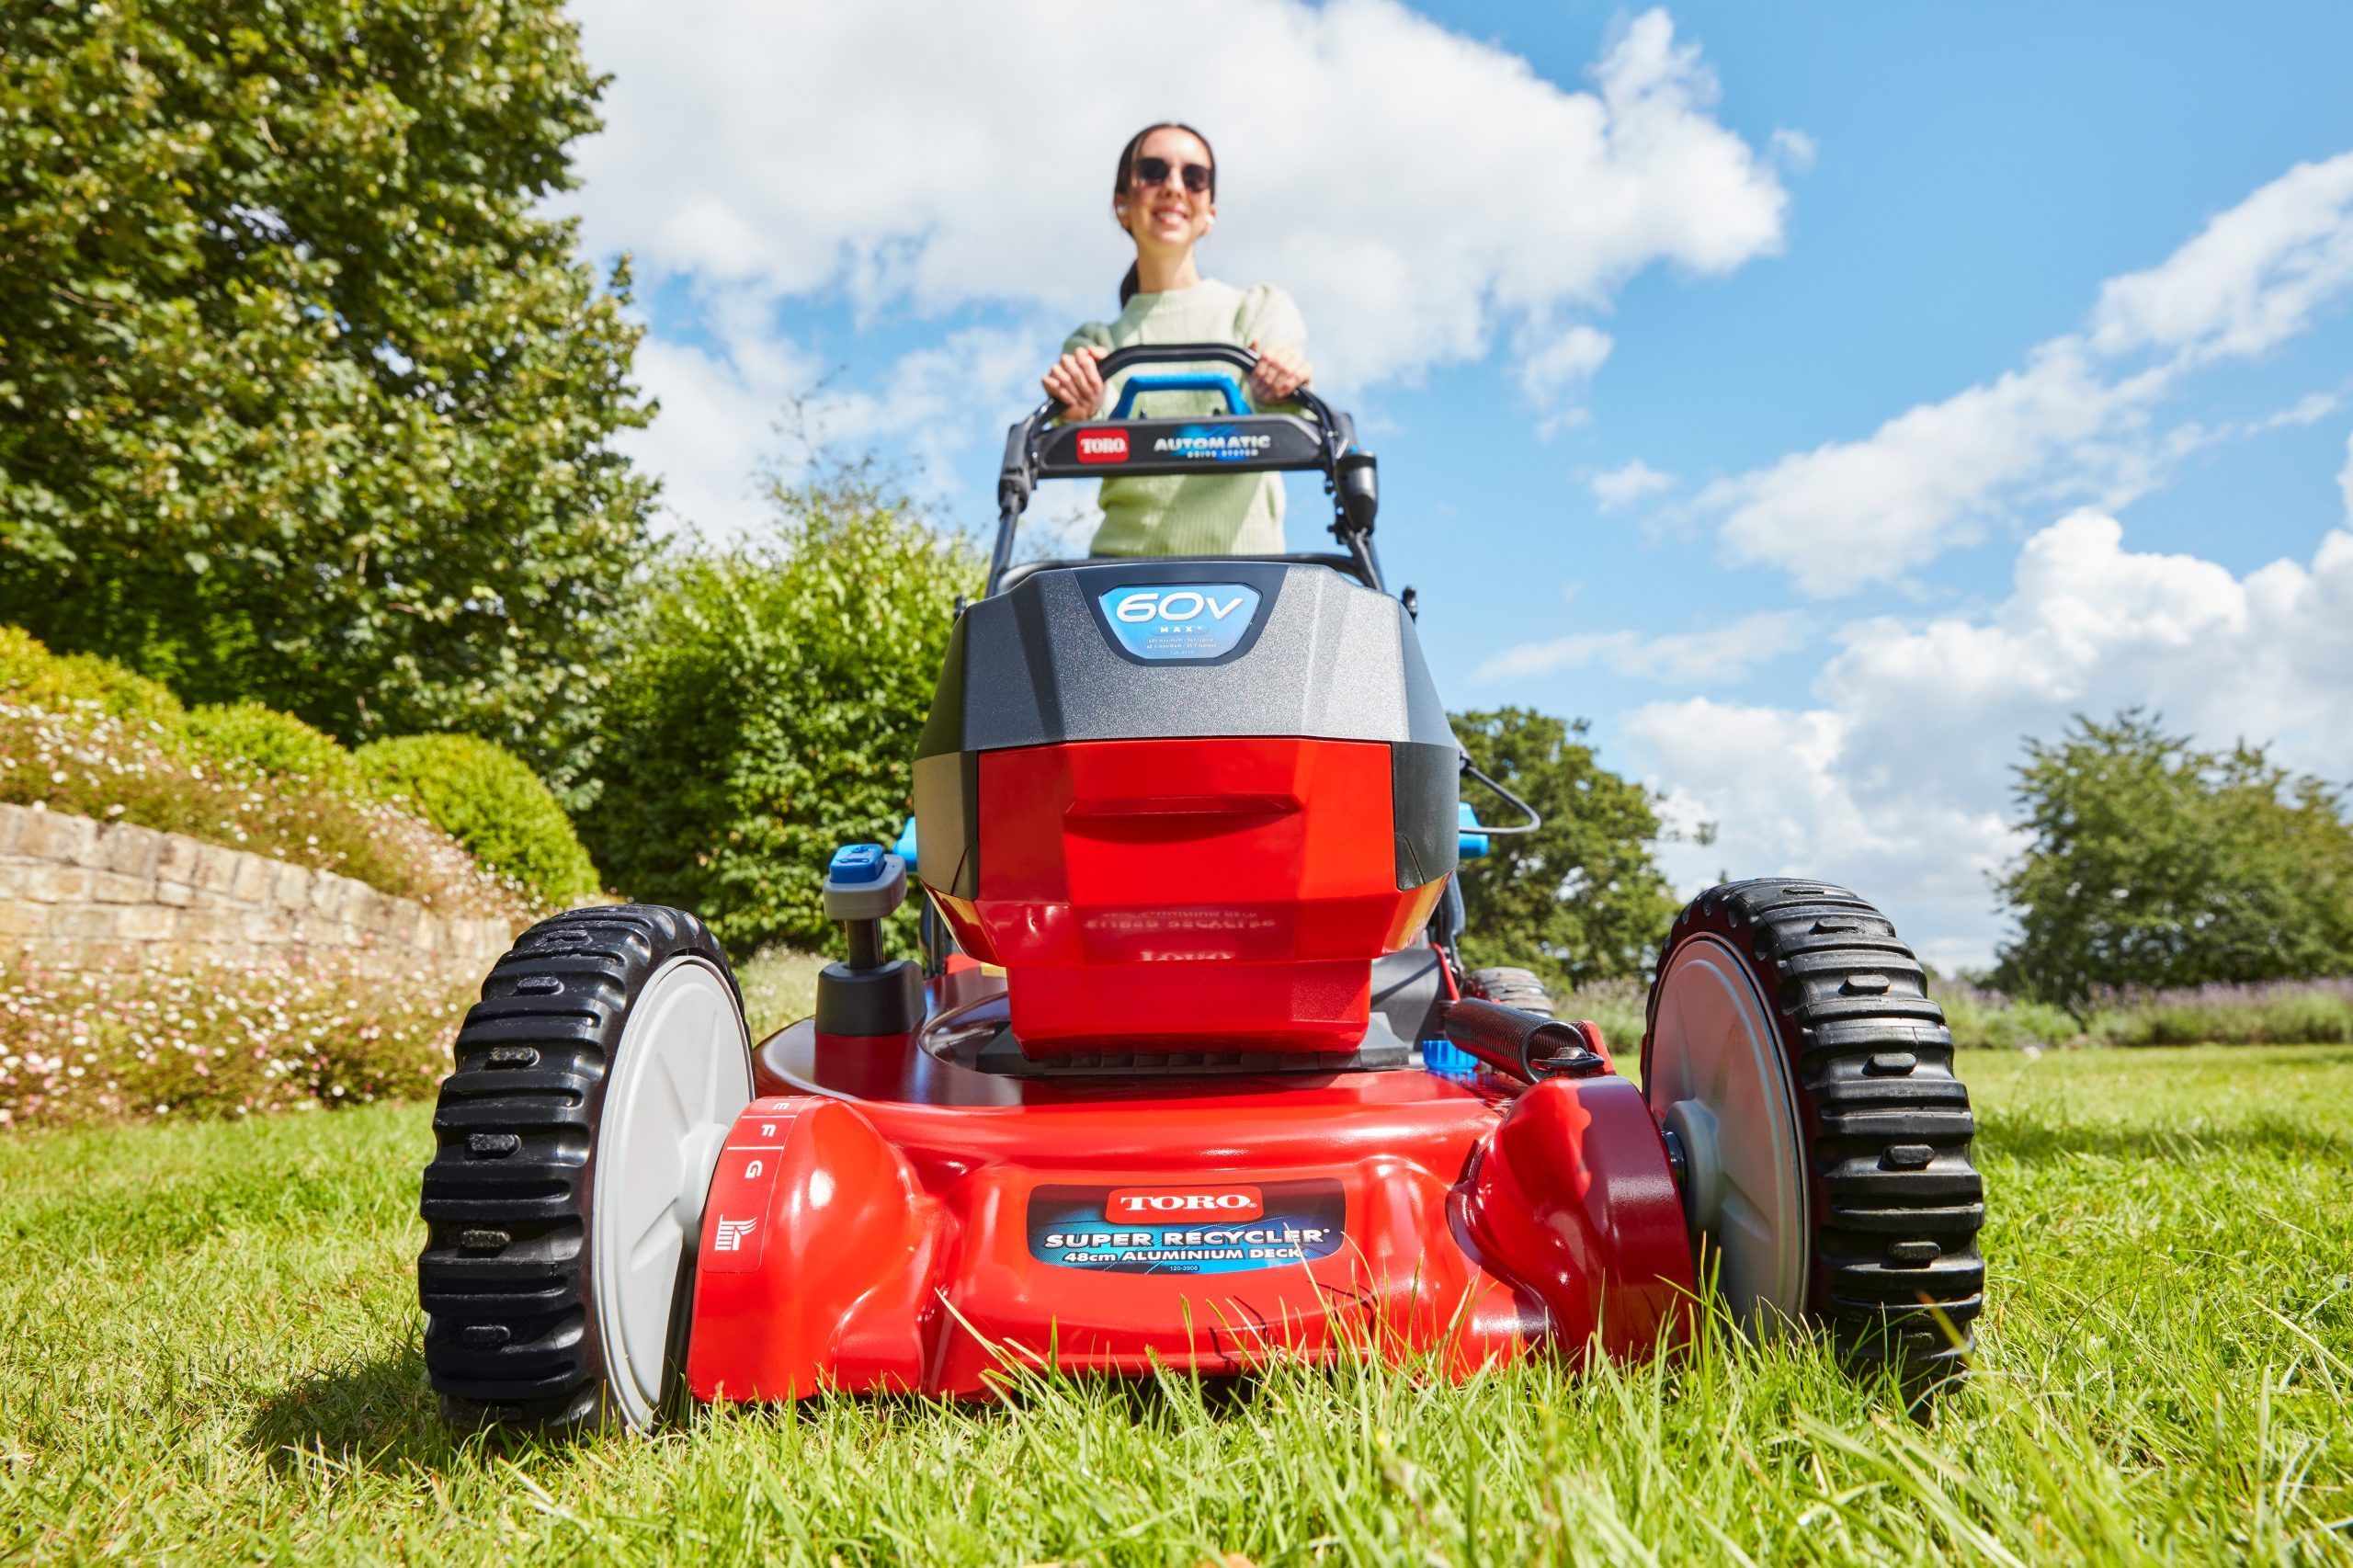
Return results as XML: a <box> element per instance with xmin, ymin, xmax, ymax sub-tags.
<box><xmin>1247</xmin><ymin>339</ymin><xmax>1312</xmax><ymax>404</ymax></box>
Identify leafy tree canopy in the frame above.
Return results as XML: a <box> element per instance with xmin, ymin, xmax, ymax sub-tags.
<box><xmin>1451</xmin><ymin>707</ymin><xmax>1678</xmax><ymax>986</ymax></box>
<box><xmin>580</xmin><ymin>475</ymin><xmax>979</xmax><ymax>957</ymax></box>
<box><xmin>0</xmin><ymin>0</ymin><xmax>654</xmax><ymax>793</ymax></box>
<box><xmin>1994</xmin><ymin>710</ymin><xmax>2353</xmax><ymax>1008</ymax></box>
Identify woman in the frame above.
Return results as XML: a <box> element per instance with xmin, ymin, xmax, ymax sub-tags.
<box><xmin>1041</xmin><ymin>122</ymin><xmax>1313</xmax><ymax>558</ymax></box>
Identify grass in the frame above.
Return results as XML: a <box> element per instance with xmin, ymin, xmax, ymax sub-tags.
<box><xmin>2</xmin><ymin>1046</ymin><xmax>2349</xmax><ymax>1563</ymax></box>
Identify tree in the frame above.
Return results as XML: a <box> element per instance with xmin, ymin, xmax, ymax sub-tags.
<box><xmin>0</xmin><ymin>0</ymin><xmax>653</xmax><ymax>794</ymax></box>
<box><xmin>1451</xmin><ymin>708</ymin><xmax>1678</xmax><ymax>987</ymax></box>
<box><xmin>1993</xmin><ymin>710</ymin><xmax>2353</xmax><ymax>1009</ymax></box>
<box><xmin>579</xmin><ymin>475</ymin><xmax>979</xmax><ymax>956</ymax></box>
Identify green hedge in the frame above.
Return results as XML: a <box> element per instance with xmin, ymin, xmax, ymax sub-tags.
<box><xmin>356</xmin><ymin>735</ymin><xmax>602</xmax><ymax>907</ymax></box>
<box><xmin>578</xmin><ymin>483</ymin><xmax>975</xmax><ymax>954</ymax></box>
<box><xmin>5</xmin><ymin>623</ymin><xmax>592</xmax><ymax>911</ymax></box>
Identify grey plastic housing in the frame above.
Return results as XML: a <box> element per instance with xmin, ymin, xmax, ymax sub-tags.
<box><xmin>823</xmin><ymin>853</ymin><xmax>909</xmax><ymax>922</ymax></box>
<box><xmin>913</xmin><ymin>560</ymin><xmax>1461</xmax><ymax>902</ymax></box>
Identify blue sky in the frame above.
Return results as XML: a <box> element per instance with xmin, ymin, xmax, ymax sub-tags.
<box><xmin>558</xmin><ymin>1</ymin><xmax>2353</xmax><ymax>969</ymax></box>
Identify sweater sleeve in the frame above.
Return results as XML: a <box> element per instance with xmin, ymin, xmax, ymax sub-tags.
<box><xmin>1237</xmin><ymin>284</ymin><xmax>1308</xmax><ymax>356</ymax></box>
<box><xmin>1062</xmin><ymin>319</ymin><xmax>1114</xmax><ymax>356</ymax></box>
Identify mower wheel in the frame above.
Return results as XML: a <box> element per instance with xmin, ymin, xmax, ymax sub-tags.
<box><xmin>1642</xmin><ymin>879</ymin><xmax>1984</xmax><ymax>1400</ymax></box>
<box><xmin>1464</xmin><ymin>966</ymin><xmax>1555</xmax><ymax>1017</ymax></box>
<box><xmin>418</xmin><ymin>905</ymin><xmax>752</xmax><ymax>1433</ymax></box>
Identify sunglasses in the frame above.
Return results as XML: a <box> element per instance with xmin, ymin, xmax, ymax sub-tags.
<box><xmin>1134</xmin><ymin>155</ymin><xmax>1212</xmax><ymax>194</ymax></box>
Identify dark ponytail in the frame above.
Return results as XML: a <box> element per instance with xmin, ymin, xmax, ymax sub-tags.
<box><xmin>1113</xmin><ymin>122</ymin><xmax>1216</xmax><ymax>307</ymax></box>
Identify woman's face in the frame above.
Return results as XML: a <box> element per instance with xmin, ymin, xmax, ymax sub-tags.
<box><xmin>1121</xmin><ymin>126</ymin><xmax>1215</xmax><ymax>249</ymax></box>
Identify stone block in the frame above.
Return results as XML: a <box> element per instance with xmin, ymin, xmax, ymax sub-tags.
<box><xmin>156</xmin><ymin>881</ymin><xmax>195</xmax><ymax>908</ymax></box>
<box><xmin>196</xmin><ymin>844</ymin><xmax>241</xmax><ymax>897</ymax></box>
<box><xmin>21</xmin><ymin>864</ymin><xmax>94</xmax><ymax>903</ymax></box>
<box><xmin>241</xmin><ymin>911</ymin><xmax>295</xmax><ymax>944</ymax></box>
<box><xmin>0</xmin><ymin>901</ymin><xmax>47</xmax><ymax>937</ymax></box>
<box><xmin>100</xmin><ymin>824</ymin><xmax>163</xmax><ymax>879</ymax></box>
<box><xmin>230</xmin><ymin>854</ymin><xmax>272</xmax><ymax>903</ymax></box>
<box><xmin>18</xmin><ymin>810</ymin><xmax>97</xmax><ymax>866</ymax></box>
<box><xmin>309</xmin><ymin>872</ymin><xmax>344</xmax><ymax>915</ymax></box>
<box><xmin>0</xmin><ymin>804</ymin><xmax>27</xmax><ymax>857</ymax></box>
<box><xmin>116</xmin><ymin>904</ymin><xmax>176</xmax><ymax>941</ymax></box>
<box><xmin>50</xmin><ymin>905</ymin><xmax>122</xmax><ymax>939</ymax></box>
<box><xmin>154</xmin><ymin>833</ymin><xmax>203</xmax><ymax>885</ymax></box>
<box><xmin>176</xmin><ymin>911</ymin><xmax>234</xmax><ymax>944</ymax></box>
<box><xmin>91</xmin><ymin>871</ymin><xmax>153</xmax><ymax>904</ymax></box>
<box><xmin>271</xmin><ymin>861</ymin><xmax>312</xmax><ymax>911</ymax></box>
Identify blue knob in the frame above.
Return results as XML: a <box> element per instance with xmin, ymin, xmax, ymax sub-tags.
<box><xmin>828</xmin><ymin>843</ymin><xmax>887</xmax><ymax>884</ymax></box>
<box><xmin>1422</xmin><ymin>1039</ymin><xmax>1476</xmax><ymax>1077</ymax></box>
<box><xmin>1457</xmin><ymin>801</ymin><xmax>1491</xmax><ymax>860</ymax></box>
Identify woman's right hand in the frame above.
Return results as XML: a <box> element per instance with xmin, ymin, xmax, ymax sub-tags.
<box><xmin>1042</xmin><ymin>346</ymin><xmax>1108</xmax><ymax>419</ymax></box>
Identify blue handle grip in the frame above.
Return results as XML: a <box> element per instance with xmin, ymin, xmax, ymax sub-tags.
<box><xmin>1107</xmin><ymin>371</ymin><xmax>1253</xmax><ymax>420</ymax></box>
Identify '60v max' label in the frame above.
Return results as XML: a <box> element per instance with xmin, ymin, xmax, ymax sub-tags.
<box><xmin>1028</xmin><ymin>1180</ymin><xmax>1347</xmax><ymax>1275</ymax></box>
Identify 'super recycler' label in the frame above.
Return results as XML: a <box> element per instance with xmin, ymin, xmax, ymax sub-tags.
<box><xmin>1027</xmin><ymin>1180</ymin><xmax>1346</xmax><ymax>1275</ymax></box>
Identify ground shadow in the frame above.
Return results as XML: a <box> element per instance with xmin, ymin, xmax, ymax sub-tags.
<box><xmin>245</xmin><ymin>1342</ymin><xmax>455</xmax><ymax>1472</ymax></box>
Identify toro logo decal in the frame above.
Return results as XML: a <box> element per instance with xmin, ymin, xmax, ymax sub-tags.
<box><xmin>1076</xmin><ymin>429</ymin><xmax>1130</xmax><ymax>464</ymax></box>
<box><xmin>1097</xmin><ymin>583</ymin><xmax>1263</xmax><ymax>662</ymax></box>
<box><xmin>1108</xmin><ymin>1186</ymin><xmax>1264</xmax><ymax>1222</ymax></box>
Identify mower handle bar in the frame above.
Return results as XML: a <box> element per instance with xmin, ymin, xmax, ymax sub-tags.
<box><xmin>991</xmin><ymin>342</ymin><xmax>1383</xmax><ymax>597</ymax></box>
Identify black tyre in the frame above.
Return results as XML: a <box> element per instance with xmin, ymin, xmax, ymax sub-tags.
<box><xmin>417</xmin><ymin>905</ymin><xmax>753</xmax><ymax>1433</ymax></box>
<box><xmin>1464</xmin><ymin>966</ymin><xmax>1556</xmax><ymax>1017</ymax></box>
<box><xmin>1641</xmin><ymin>879</ymin><xmax>1984</xmax><ymax>1399</ymax></box>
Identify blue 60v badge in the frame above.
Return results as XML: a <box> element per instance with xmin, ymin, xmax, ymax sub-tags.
<box><xmin>1097</xmin><ymin>584</ymin><xmax>1261</xmax><ymax>661</ymax></box>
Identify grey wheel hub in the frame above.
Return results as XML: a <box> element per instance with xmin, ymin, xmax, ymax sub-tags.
<box><xmin>589</xmin><ymin>954</ymin><xmax>752</xmax><ymax>1429</ymax></box>
<box><xmin>1646</xmin><ymin>933</ymin><xmax>1810</xmax><ymax>1331</ymax></box>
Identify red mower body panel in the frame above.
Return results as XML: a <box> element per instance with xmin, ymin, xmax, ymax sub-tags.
<box><xmin>683</xmin><ymin>998</ymin><xmax>1694</xmax><ymax>1403</ymax></box>
<box><xmin>930</xmin><ymin>736</ymin><xmax>1447</xmax><ymax>1058</ymax></box>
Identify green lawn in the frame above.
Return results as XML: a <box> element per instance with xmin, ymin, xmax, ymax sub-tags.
<box><xmin>3</xmin><ymin>1046</ymin><xmax>2349</xmax><ymax>1564</ymax></box>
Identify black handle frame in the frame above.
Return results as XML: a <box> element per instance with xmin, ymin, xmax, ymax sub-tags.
<box><xmin>992</xmin><ymin>343</ymin><xmax>1383</xmax><ymax>597</ymax></box>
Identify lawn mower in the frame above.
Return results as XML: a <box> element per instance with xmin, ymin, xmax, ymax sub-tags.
<box><xmin>416</xmin><ymin>345</ymin><xmax>1986</xmax><ymax>1431</ymax></box>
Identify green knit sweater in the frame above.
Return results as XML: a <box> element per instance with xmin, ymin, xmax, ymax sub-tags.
<box><xmin>1062</xmin><ymin>278</ymin><xmax>1308</xmax><ymax>557</ymax></box>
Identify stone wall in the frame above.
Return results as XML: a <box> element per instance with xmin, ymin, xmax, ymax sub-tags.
<box><xmin>0</xmin><ymin>802</ymin><xmax>519</xmax><ymax>970</ymax></box>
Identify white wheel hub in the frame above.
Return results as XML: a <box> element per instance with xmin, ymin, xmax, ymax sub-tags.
<box><xmin>589</xmin><ymin>954</ymin><xmax>752</xmax><ymax>1429</ymax></box>
<box><xmin>1646</xmin><ymin>933</ymin><xmax>1810</xmax><ymax>1332</ymax></box>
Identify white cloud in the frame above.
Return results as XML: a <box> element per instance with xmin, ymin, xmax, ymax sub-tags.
<box><xmin>621</xmin><ymin>315</ymin><xmax>1049</xmax><ymax>540</ymax></box>
<box><xmin>1697</xmin><ymin>149</ymin><xmax>2353</xmax><ymax>595</ymax></box>
<box><xmin>1477</xmin><ymin>608</ymin><xmax>1808</xmax><ymax>683</ymax></box>
<box><xmin>2089</xmin><ymin>153</ymin><xmax>2353</xmax><ymax>362</ymax></box>
<box><xmin>1589</xmin><ymin>458</ymin><xmax>1677</xmax><ymax>511</ymax></box>
<box><xmin>2340</xmin><ymin>427</ymin><xmax>2353</xmax><ymax>519</ymax></box>
<box><xmin>1630</xmin><ymin>510</ymin><xmax>2353</xmax><ymax>967</ymax></box>
<box><xmin>566</xmin><ymin>1</ymin><xmax>1787</xmax><ymax>402</ymax></box>
<box><xmin>1768</xmin><ymin>128</ymin><xmax>1818</xmax><ymax>172</ymax></box>
<box><xmin>1518</xmin><ymin>324</ymin><xmax>1615</xmax><ymax>423</ymax></box>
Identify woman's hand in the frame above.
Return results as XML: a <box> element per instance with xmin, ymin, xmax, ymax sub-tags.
<box><xmin>1247</xmin><ymin>339</ymin><xmax>1312</xmax><ymax>403</ymax></box>
<box><xmin>1042</xmin><ymin>347</ymin><xmax>1108</xmax><ymax>419</ymax></box>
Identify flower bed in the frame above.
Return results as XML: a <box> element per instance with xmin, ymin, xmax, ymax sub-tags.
<box><xmin>0</xmin><ymin>949</ymin><xmax>475</xmax><ymax>1128</ymax></box>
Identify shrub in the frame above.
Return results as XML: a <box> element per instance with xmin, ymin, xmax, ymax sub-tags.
<box><xmin>1555</xmin><ymin>977</ymin><xmax>1649</xmax><ymax>1053</ymax></box>
<box><xmin>356</xmin><ymin>735</ymin><xmax>602</xmax><ymax>907</ymax></box>
<box><xmin>2087</xmin><ymin>979</ymin><xmax>2353</xmax><ymax>1048</ymax></box>
<box><xmin>1</xmin><ymin>626</ymin><xmax>528</xmax><ymax>915</ymax></box>
<box><xmin>185</xmin><ymin>701</ymin><xmax>362</xmax><ymax>791</ymax></box>
<box><xmin>1932</xmin><ymin>980</ymin><xmax>2080</xmax><ymax>1050</ymax></box>
<box><xmin>579</xmin><ymin>476</ymin><xmax>977</xmax><ymax>955</ymax></box>
<box><xmin>0</xmin><ymin>950</ymin><xmax>473</xmax><ymax>1128</ymax></box>
<box><xmin>0</xmin><ymin>624</ymin><xmax>183</xmax><ymax>722</ymax></box>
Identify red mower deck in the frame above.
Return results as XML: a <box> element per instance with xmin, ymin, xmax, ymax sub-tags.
<box><xmin>682</xmin><ymin>978</ymin><xmax>1690</xmax><ymax>1402</ymax></box>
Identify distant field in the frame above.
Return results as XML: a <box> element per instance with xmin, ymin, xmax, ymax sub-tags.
<box><xmin>2</xmin><ymin>1045</ymin><xmax>2348</xmax><ymax>1563</ymax></box>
